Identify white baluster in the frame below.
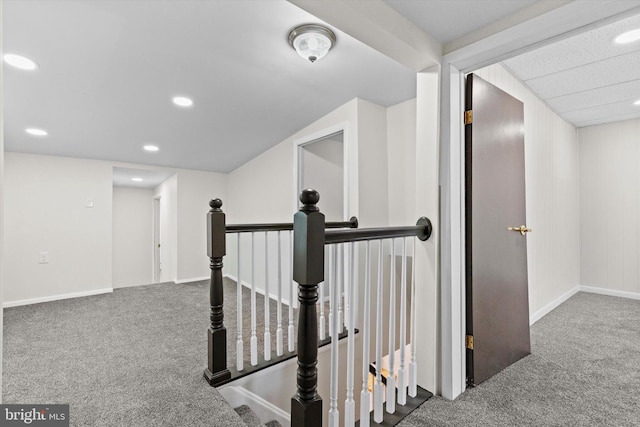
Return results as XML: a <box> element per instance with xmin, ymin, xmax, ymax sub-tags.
<box><xmin>328</xmin><ymin>247</ymin><xmax>340</xmax><ymax>427</ymax></box>
<box><xmin>360</xmin><ymin>241</ymin><xmax>372</xmax><ymax>427</ymax></box>
<box><xmin>288</xmin><ymin>230</ymin><xmax>295</xmax><ymax>353</ymax></box>
<box><xmin>264</xmin><ymin>232</ymin><xmax>271</xmax><ymax>361</ymax></box>
<box><xmin>373</xmin><ymin>240</ymin><xmax>384</xmax><ymax>423</ymax></box>
<box><xmin>328</xmin><ymin>245</ymin><xmax>334</xmax><ymax>338</ymax></box>
<box><xmin>318</xmin><ymin>245</ymin><xmax>327</xmax><ymax>340</ymax></box>
<box><xmin>338</xmin><ymin>244</ymin><xmax>344</xmax><ymax>332</ymax></box>
<box><xmin>387</xmin><ymin>239</ymin><xmax>396</xmax><ymax>414</ymax></box>
<box><xmin>345</xmin><ymin>242</ymin><xmax>357</xmax><ymax>426</ymax></box>
<box><xmin>236</xmin><ymin>234</ymin><xmax>244</xmax><ymax>371</ymax></box>
<box><xmin>276</xmin><ymin>231</ymin><xmax>283</xmax><ymax>357</ymax></box>
<box><xmin>250</xmin><ymin>233</ymin><xmax>258</xmax><ymax>366</ymax></box>
<box><xmin>409</xmin><ymin>238</ymin><xmax>418</xmax><ymax>397</ymax></box>
<box><xmin>398</xmin><ymin>238</ymin><xmax>408</xmax><ymax>405</ymax></box>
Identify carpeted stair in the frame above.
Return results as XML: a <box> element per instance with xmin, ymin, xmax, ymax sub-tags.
<box><xmin>234</xmin><ymin>405</ymin><xmax>282</xmax><ymax>427</ymax></box>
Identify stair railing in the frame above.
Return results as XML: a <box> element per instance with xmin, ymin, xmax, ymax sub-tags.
<box><xmin>204</xmin><ymin>198</ymin><xmax>357</xmax><ymax>386</ymax></box>
<box><xmin>291</xmin><ymin>189</ymin><xmax>433</xmax><ymax>427</ymax></box>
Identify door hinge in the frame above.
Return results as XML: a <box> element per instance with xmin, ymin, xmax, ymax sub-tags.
<box><xmin>466</xmin><ymin>335</ymin><xmax>474</xmax><ymax>350</ymax></box>
<box><xmin>464</xmin><ymin>110</ymin><xmax>473</xmax><ymax>125</ymax></box>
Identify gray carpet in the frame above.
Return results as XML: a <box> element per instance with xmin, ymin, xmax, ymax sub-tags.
<box><xmin>2</xmin><ymin>279</ymin><xmax>253</xmax><ymax>427</ymax></box>
<box><xmin>400</xmin><ymin>292</ymin><xmax>640</xmax><ymax>426</ymax></box>
<box><xmin>5</xmin><ymin>283</ymin><xmax>639</xmax><ymax>426</ymax></box>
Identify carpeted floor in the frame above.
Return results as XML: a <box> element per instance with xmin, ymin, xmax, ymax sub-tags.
<box><xmin>2</xmin><ymin>279</ymin><xmax>249</xmax><ymax>427</ymax></box>
<box><xmin>399</xmin><ymin>292</ymin><xmax>640</xmax><ymax>426</ymax></box>
<box><xmin>4</xmin><ymin>282</ymin><xmax>639</xmax><ymax>426</ymax></box>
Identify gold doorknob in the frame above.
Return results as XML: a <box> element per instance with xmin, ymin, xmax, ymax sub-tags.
<box><xmin>508</xmin><ymin>225</ymin><xmax>531</xmax><ymax>236</ymax></box>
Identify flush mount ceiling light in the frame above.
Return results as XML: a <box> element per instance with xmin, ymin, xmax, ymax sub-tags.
<box><xmin>635</xmin><ymin>99</ymin><xmax>640</xmax><ymax>106</ymax></box>
<box><xmin>288</xmin><ymin>24</ymin><xmax>336</xmax><ymax>63</ymax></box>
<box><xmin>3</xmin><ymin>53</ymin><xmax>38</xmax><ymax>70</ymax></box>
<box><xmin>614</xmin><ymin>28</ymin><xmax>640</xmax><ymax>44</ymax></box>
<box><xmin>143</xmin><ymin>144</ymin><xmax>159</xmax><ymax>152</ymax></box>
<box><xmin>131</xmin><ymin>177</ymin><xmax>143</xmax><ymax>182</ymax></box>
<box><xmin>172</xmin><ymin>96</ymin><xmax>193</xmax><ymax>107</ymax></box>
<box><xmin>25</xmin><ymin>128</ymin><xmax>48</xmax><ymax>136</ymax></box>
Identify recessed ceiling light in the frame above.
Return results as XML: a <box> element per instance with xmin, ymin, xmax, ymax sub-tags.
<box><xmin>3</xmin><ymin>53</ymin><xmax>38</xmax><ymax>70</ymax></box>
<box><xmin>131</xmin><ymin>177</ymin><xmax>143</xmax><ymax>182</ymax></box>
<box><xmin>25</xmin><ymin>128</ymin><xmax>48</xmax><ymax>136</ymax></box>
<box><xmin>143</xmin><ymin>144</ymin><xmax>159</xmax><ymax>152</ymax></box>
<box><xmin>614</xmin><ymin>29</ymin><xmax>640</xmax><ymax>44</ymax></box>
<box><xmin>634</xmin><ymin>99</ymin><xmax>640</xmax><ymax>106</ymax></box>
<box><xmin>172</xmin><ymin>96</ymin><xmax>193</xmax><ymax>107</ymax></box>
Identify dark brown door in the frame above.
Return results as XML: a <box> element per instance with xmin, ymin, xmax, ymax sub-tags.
<box><xmin>465</xmin><ymin>73</ymin><xmax>531</xmax><ymax>386</ymax></box>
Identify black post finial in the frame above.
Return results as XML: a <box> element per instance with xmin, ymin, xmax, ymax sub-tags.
<box><xmin>210</xmin><ymin>198</ymin><xmax>223</xmax><ymax>211</ymax></box>
<box><xmin>299</xmin><ymin>189</ymin><xmax>320</xmax><ymax>212</ymax></box>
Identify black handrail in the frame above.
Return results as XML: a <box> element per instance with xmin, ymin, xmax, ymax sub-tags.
<box><xmin>226</xmin><ymin>217</ymin><xmax>358</xmax><ymax>233</ymax></box>
<box><xmin>324</xmin><ymin>217</ymin><xmax>432</xmax><ymax>244</ymax></box>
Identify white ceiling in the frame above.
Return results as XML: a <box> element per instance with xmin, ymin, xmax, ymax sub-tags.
<box><xmin>384</xmin><ymin>0</ymin><xmax>538</xmax><ymax>45</ymax></box>
<box><xmin>503</xmin><ymin>11</ymin><xmax>640</xmax><ymax>127</ymax></box>
<box><xmin>5</xmin><ymin>0</ymin><xmax>640</xmax><ymax>189</ymax></box>
<box><xmin>385</xmin><ymin>0</ymin><xmax>640</xmax><ymax>128</ymax></box>
<box><xmin>3</xmin><ymin>0</ymin><xmax>416</xmax><ymax>175</ymax></box>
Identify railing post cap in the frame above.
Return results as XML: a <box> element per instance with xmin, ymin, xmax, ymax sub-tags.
<box><xmin>300</xmin><ymin>189</ymin><xmax>320</xmax><ymax>212</ymax></box>
<box><xmin>210</xmin><ymin>198</ymin><xmax>223</xmax><ymax>211</ymax></box>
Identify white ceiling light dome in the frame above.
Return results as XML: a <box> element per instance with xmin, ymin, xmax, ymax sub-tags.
<box><xmin>614</xmin><ymin>28</ymin><xmax>640</xmax><ymax>44</ymax></box>
<box><xmin>25</xmin><ymin>128</ymin><xmax>48</xmax><ymax>136</ymax></box>
<box><xmin>288</xmin><ymin>24</ymin><xmax>336</xmax><ymax>63</ymax></box>
<box><xmin>172</xmin><ymin>96</ymin><xmax>193</xmax><ymax>107</ymax></box>
<box><xmin>4</xmin><ymin>53</ymin><xmax>39</xmax><ymax>70</ymax></box>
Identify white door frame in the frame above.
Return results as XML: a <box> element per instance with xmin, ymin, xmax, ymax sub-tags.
<box><xmin>438</xmin><ymin>1</ymin><xmax>640</xmax><ymax>400</ymax></box>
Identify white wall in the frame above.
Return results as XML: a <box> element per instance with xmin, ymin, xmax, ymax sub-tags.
<box><xmin>154</xmin><ymin>174</ymin><xmax>178</xmax><ymax>283</ymax></box>
<box><xmin>579</xmin><ymin>118</ymin><xmax>640</xmax><ymax>297</ymax></box>
<box><xmin>356</xmin><ymin>99</ymin><xmax>389</xmax><ymax>227</ymax></box>
<box><xmin>176</xmin><ymin>169</ymin><xmax>227</xmax><ymax>283</ymax></box>
<box><xmin>475</xmin><ymin>63</ymin><xmax>580</xmax><ymax>320</ymax></box>
<box><xmin>227</xmin><ymin>98</ymin><xmax>359</xmax><ymax>223</ymax></box>
<box><xmin>4</xmin><ymin>153</ymin><xmax>113</xmax><ymax>305</ymax></box>
<box><xmin>387</xmin><ymin>99</ymin><xmax>417</xmax><ymax>226</ymax></box>
<box><xmin>112</xmin><ymin>186</ymin><xmax>153</xmax><ymax>288</ymax></box>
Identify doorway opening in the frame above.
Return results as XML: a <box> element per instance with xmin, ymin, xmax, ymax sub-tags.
<box><xmin>295</xmin><ymin>127</ymin><xmax>348</xmax><ymax>221</ymax></box>
<box><xmin>153</xmin><ymin>196</ymin><xmax>162</xmax><ymax>283</ymax></box>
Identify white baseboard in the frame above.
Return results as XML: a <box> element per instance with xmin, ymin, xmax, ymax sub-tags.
<box><xmin>529</xmin><ymin>286</ymin><xmax>579</xmax><ymax>325</ymax></box>
<box><xmin>224</xmin><ymin>273</ymin><xmax>296</xmax><ymax>307</ymax></box>
<box><xmin>529</xmin><ymin>285</ymin><xmax>640</xmax><ymax>324</ymax></box>
<box><xmin>175</xmin><ymin>276</ymin><xmax>209</xmax><ymax>284</ymax></box>
<box><xmin>3</xmin><ymin>287</ymin><xmax>113</xmax><ymax>308</ymax></box>
<box><xmin>579</xmin><ymin>285</ymin><xmax>640</xmax><ymax>300</ymax></box>
<box><xmin>218</xmin><ymin>385</ymin><xmax>290</xmax><ymax>426</ymax></box>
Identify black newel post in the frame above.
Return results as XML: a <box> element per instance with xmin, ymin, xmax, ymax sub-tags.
<box><xmin>204</xmin><ymin>198</ymin><xmax>231</xmax><ymax>386</ymax></box>
<box><xmin>291</xmin><ymin>189</ymin><xmax>325</xmax><ymax>427</ymax></box>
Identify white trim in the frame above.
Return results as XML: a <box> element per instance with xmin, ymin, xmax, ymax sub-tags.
<box><xmin>175</xmin><ymin>276</ymin><xmax>209</xmax><ymax>284</ymax></box>
<box><xmin>225</xmin><ymin>273</ymin><xmax>295</xmax><ymax>307</ymax></box>
<box><xmin>438</xmin><ymin>63</ymin><xmax>466</xmax><ymax>401</ymax></box>
<box><xmin>580</xmin><ymin>286</ymin><xmax>640</xmax><ymax>301</ymax></box>
<box><xmin>293</xmin><ymin>122</ymin><xmax>350</xmax><ymax>220</ymax></box>
<box><xmin>3</xmin><ymin>288</ymin><xmax>113</xmax><ymax>308</ymax></box>
<box><xmin>529</xmin><ymin>286</ymin><xmax>579</xmax><ymax>325</ymax></box>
